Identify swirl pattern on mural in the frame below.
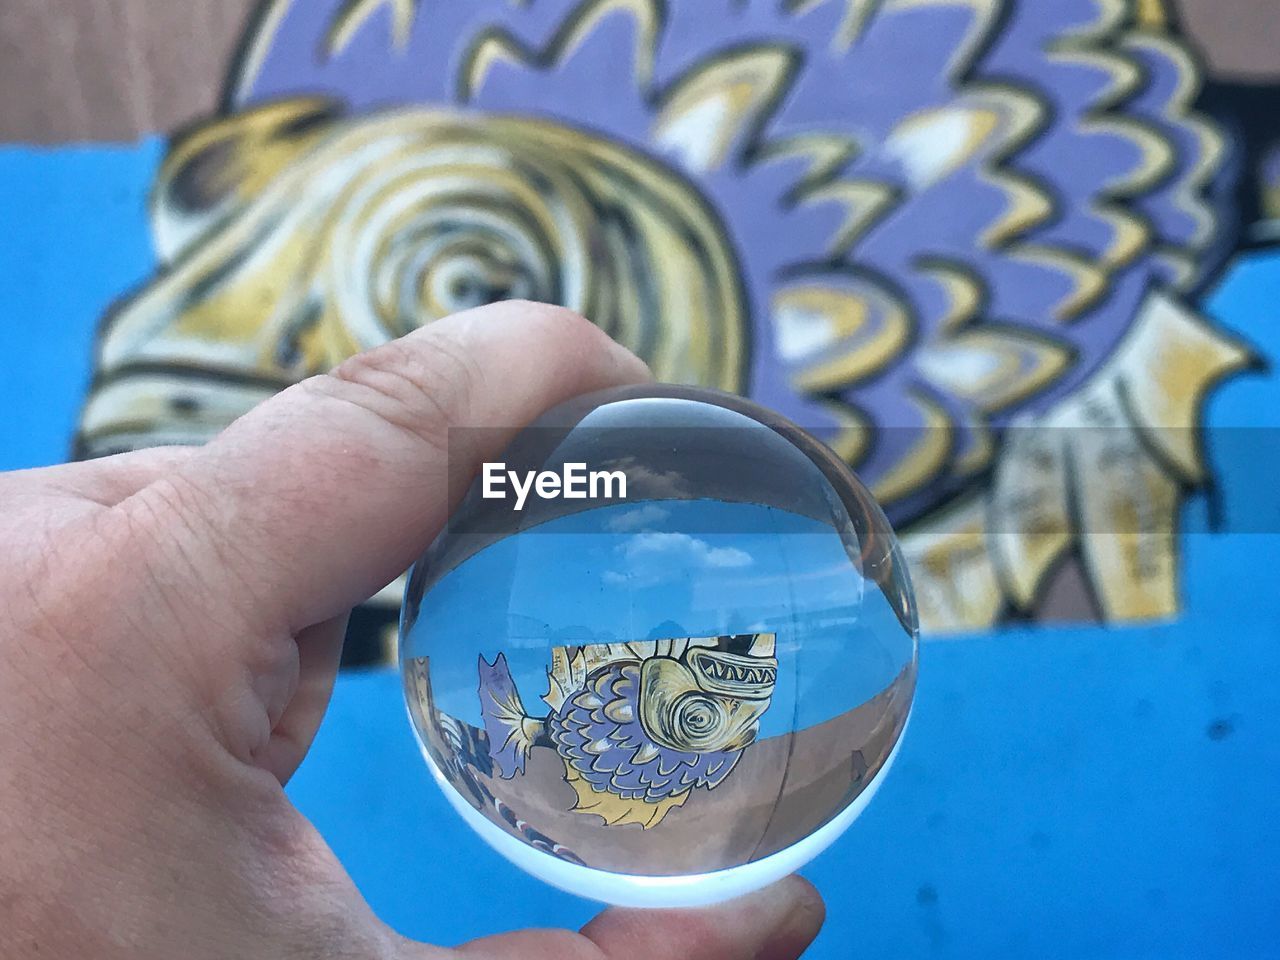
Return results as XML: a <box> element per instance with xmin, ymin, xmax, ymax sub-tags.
<box><xmin>78</xmin><ymin>0</ymin><xmax>1257</xmax><ymax>631</ymax></box>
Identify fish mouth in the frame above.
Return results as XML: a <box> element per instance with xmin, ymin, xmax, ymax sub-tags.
<box><xmin>687</xmin><ymin>648</ymin><xmax>777</xmax><ymax>699</ymax></box>
<box><xmin>74</xmin><ymin>364</ymin><xmax>291</xmax><ymax>459</ymax></box>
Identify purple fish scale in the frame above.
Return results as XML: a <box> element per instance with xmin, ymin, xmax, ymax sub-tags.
<box><xmin>549</xmin><ymin>661</ymin><xmax>741</xmax><ymax>803</ymax></box>
<box><xmin>462</xmin><ymin>12</ymin><xmax>655</xmax><ymax>143</ymax></box>
<box><xmin>1121</xmin><ymin>36</ymin><xmax>1236</xmax><ymax>277</ymax></box>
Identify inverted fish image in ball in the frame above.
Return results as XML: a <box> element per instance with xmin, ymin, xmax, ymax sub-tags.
<box><xmin>478</xmin><ymin>633</ymin><xmax>779</xmax><ymax>829</ymax></box>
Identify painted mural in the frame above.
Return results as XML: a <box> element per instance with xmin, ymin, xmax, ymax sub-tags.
<box><xmin>476</xmin><ymin>633</ymin><xmax>778</xmax><ymax>830</ymax></box>
<box><xmin>69</xmin><ymin>0</ymin><xmax>1278</xmax><ymax>660</ymax></box>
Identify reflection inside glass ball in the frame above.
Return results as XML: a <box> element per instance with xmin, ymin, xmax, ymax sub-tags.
<box><xmin>400</xmin><ymin>385</ymin><xmax>918</xmax><ymax>907</ymax></box>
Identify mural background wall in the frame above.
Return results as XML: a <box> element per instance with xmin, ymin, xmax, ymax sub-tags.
<box><xmin>2</xmin><ymin>2</ymin><xmax>1278</xmax><ymax>956</ymax></box>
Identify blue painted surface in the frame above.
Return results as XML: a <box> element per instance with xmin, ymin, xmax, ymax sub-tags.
<box><xmin>2</xmin><ymin>143</ymin><xmax>1278</xmax><ymax>958</ymax></box>
<box><xmin>0</xmin><ymin>140</ymin><xmax>164</xmax><ymax>471</ymax></box>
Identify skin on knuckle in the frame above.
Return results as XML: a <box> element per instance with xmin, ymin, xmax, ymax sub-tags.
<box><xmin>316</xmin><ymin>335</ymin><xmax>478</xmax><ymax>451</ymax></box>
<box><xmin>116</xmin><ymin>472</ymin><xmax>267</xmax><ymax>635</ymax></box>
<box><xmin>121</xmin><ymin>472</ymin><xmax>213</xmax><ymax>551</ymax></box>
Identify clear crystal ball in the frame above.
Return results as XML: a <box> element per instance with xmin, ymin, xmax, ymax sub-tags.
<box><xmin>401</xmin><ymin>385</ymin><xmax>918</xmax><ymax>907</ymax></box>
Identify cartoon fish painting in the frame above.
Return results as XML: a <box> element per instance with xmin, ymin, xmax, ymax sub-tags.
<box><xmin>478</xmin><ymin>633</ymin><xmax>777</xmax><ymax>829</ymax></box>
<box><xmin>77</xmin><ymin>0</ymin><xmax>1262</xmax><ymax>636</ymax></box>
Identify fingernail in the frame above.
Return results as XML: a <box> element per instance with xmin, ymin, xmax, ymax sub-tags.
<box><xmin>607</xmin><ymin>338</ymin><xmax>654</xmax><ymax>384</ymax></box>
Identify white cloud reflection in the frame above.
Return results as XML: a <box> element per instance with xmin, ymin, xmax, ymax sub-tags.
<box><xmin>603</xmin><ymin>531</ymin><xmax>753</xmax><ymax>585</ymax></box>
<box><xmin>604</xmin><ymin>503</ymin><xmax>671</xmax><ymax>532</ymax></box>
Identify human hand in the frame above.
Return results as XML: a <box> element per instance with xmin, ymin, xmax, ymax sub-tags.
<box><xmin>0</xmin><ymin>301</ymin><xmax>825</xmax><ymax>959</ymax></box>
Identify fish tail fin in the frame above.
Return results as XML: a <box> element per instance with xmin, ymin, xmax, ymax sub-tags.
<box><xmin>478</xmin><ymin>653</ymin><xmax>539</xmax><ymax>779</ymax></box>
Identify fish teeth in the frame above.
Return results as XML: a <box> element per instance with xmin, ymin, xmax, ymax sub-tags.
<box><xmin>702</xmin><ymin>658</ymin><xmax>776</xmax><ymax>684</ymax></box>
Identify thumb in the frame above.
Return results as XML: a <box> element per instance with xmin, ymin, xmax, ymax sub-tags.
<box><xmin>121</xmin><ymin>299</ymin><xmax>649</xmax><ymax>640</ymax></box>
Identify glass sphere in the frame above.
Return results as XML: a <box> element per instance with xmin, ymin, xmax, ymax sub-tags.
<box><xmin>400</xmin><ymin>385</ymin><xmax>918</xmax><ymax>907</ymax></box>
